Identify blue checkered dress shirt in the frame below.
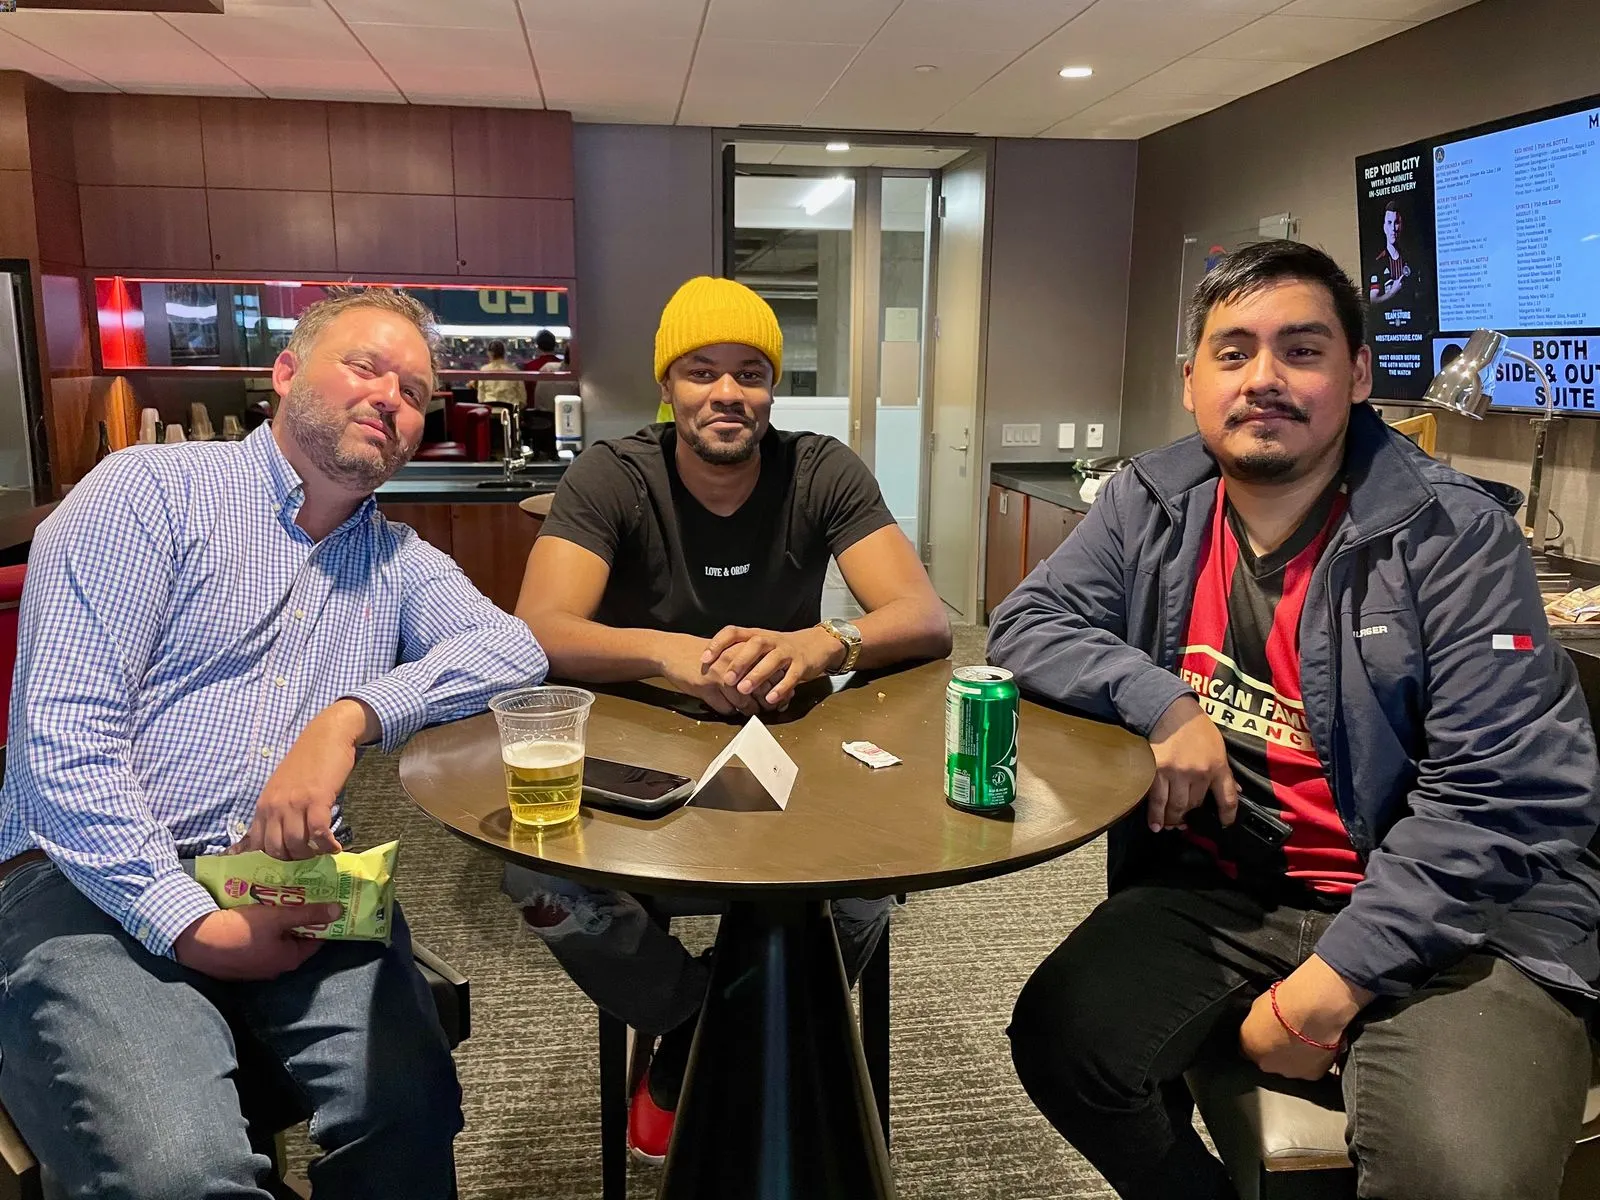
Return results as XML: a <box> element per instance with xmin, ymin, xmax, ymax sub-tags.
<box><xmin>0</xmin><ymin>427</ymin><xmax>547</xmax><ymax>956</ymax></box>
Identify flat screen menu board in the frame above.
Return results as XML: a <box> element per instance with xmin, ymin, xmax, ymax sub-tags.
<box><xmin>1357</xmin><ymin>92</ymin><xmax>1600</xmax><ymax>413</ymax></box>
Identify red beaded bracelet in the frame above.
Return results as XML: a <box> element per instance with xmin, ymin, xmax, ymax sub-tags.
<box><xmin>1268</xmin><ymin>981</ymin><xmax>1344</xmax><ymax>1053</ymax></box>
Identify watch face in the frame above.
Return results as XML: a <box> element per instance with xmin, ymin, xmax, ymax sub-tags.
<box><xmin>827</xmin><ymin>619</ymin><xmax>862</xmax><ymax>642</ymax></box>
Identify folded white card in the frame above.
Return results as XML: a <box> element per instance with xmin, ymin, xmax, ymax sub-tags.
<box><xmin>689</xmin><ymin>716</ymin><xmax>798</xmax><ymax>812</ymax></box>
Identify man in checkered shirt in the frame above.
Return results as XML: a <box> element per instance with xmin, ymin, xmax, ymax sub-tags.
<box><xmin>0</xmin><ymin>287</ymin><xmax>547</xmax><ymax>1198</ymax></box>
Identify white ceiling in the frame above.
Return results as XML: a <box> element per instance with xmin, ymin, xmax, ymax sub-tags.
<box><xmin>736</xmin><ymin>174</ymin><xmax>934</xmax><ymax>231</ymax></box>
<box><xmin>0</xmin><ymin>0</ymin><xmax>1479</xmax><ymax>139</ymax></box>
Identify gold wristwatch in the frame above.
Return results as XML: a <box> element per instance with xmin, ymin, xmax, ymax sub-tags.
<box><xmin>820</xmin><ymin>618</ymin><xmax>863</xmax><ymax>674</ymax></box>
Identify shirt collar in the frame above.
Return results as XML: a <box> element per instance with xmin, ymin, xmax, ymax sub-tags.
<box><xmin>242</xmin><ymin>423</ymin><xmax>377</xmax><ymax>536</ymax></box>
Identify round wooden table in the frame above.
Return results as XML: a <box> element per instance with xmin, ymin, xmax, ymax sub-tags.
<box><xmin>399</xmin><ymin>658</ymin><xmax>1153</xmax><ymax>1199</ymax></box>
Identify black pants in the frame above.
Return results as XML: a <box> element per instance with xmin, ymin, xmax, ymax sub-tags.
<box><xmin>1008</xmin><ymin>870</ymin><xmax>1593</xmax><ymax>1200</ymax></box>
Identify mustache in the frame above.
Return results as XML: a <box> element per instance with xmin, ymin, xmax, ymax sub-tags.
<box><xmin>701</xmin><ymin>407</ymin><xmax>753</xmax><ymax>428</ymax></box>
<box><xmin>350</xmin><ymin>409</ymin><xmax>396</xmax><ymax>439</ymax></box>
<box><xmin>1225</xmin><ymin>401</ymin><xmax>1309</xmax><ymax>428</ymax></box>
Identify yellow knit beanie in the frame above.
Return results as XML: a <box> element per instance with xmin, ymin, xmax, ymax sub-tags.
<box><xmin>653</xmin><ymin>276</ymin><xmax>783</xmax><ymax>383</ymax></box>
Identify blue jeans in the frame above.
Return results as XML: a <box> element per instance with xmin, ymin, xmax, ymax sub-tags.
<box><xmin>0</xmin><ymin>859</ymin><xmax>462</xmax><ymax>1200</ymax></box>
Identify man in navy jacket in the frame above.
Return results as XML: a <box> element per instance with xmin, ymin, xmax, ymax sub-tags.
<box><xmin>992</xmin><ymin>241</ymin><xmax>1600</xmax><ymax>1200</ymax></box>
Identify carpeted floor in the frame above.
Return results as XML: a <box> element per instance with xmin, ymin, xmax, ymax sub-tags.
<box><xmin>289</xmin><ymin>624</ymin><xmax>1124</xmax><ymax>1199</ymax></box>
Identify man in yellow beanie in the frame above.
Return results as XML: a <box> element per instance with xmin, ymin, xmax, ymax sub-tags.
<box><xmin>506</xmin><ymin>275</ymin><xmax>951</xmax><ymax>1164</ymax></box>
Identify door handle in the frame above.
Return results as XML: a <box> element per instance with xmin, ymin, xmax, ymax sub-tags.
<box><xmin>950</xmin><ymin>442</ymin><xmax>969</xmax><ymax>452</ymax></box>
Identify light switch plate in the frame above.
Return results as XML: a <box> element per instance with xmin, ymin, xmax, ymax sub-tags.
<box><xmin>1086</xmin><ymin>423</ymin><xmax>1105</xmax><ymax>449</ymax></box>
<box><xmin>1057</xmin><ymin>422</ymin><xmax>1075</xmax><ymax>450</ymax></box>
<box><xmin>1002</xmin><ymin>423</ymin><xmax>1042</xmax><ymax>447</ymax></box>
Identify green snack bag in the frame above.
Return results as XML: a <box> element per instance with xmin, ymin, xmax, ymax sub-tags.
<box><xmin>195</xmin><ymin>841</ymin><xmax>399</xmax><ymax>945</ymax></box>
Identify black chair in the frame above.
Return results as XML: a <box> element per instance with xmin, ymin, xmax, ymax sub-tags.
<box><xmin>0</xmin><ymin>943</ymin><xmax>470</xmax><ymax>1200</ymax></box>
<box><xmin>595</xmin><ymin>903</ymin><xmax>893</xmax><ymax>1200</ymax></box>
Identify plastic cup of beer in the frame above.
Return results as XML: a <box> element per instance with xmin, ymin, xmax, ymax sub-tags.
<box><xmin>488</xmin><ymin>686</ymin><xmax>596</xmax><ymax>828</ymax></box>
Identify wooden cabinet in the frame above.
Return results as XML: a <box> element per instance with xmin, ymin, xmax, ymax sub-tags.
<box><xmin>79</xmin><ymin>185</ymin><xmax>211</xmax><ymax>270</ymax></box>
<box><xmin>455</xmin><ymin>197</ymin><xmax>574</xmax><ymax>277</ymax></box>
<box><xmin>450</xmin><ymin>503</ymin><xmax>540</xmax><ymax>614</ymax></box>
<box><xmin>200</xmin><ymin>98</ymin><xmax>330</xmax><ymax>191</ymax></box>
<box><xmin>207</xmin><ymin>189</ymin><xmax>335</xmax><ymax>273</ymax></box>
<box><xmin>985</xmin><ymin>485</ymin><xmax>1026</xmax><ymax>620</ymax></box>
<box><xmin>334</xmin><ymin>192</ymin><xmax>458</xmax><ymax>276</ymax></box>
<box><xmin>1024</xmin><ymin>498</ymin><xmax>1084</xmax><ymax>577</ymax></box>
<box><xmin>328</xmin><ymin>104</ymin><xmax>454</xmax><ymax>195</ymax></box>
<box><xmin>73</xmin><ymin>94</ymin><xmax>205</xmax><ymax>188</ymax></box>
<box><xmin>451</xmin><ymin>108</ymin><xmax>573</xmax><ymax>199</ymax></box>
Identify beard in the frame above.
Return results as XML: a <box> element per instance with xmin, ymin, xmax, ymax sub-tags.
<box><xmin>1217</xmin><ymin>399</ymin><xmax>1314</xmax><ymax>483</ymax></box>
<box><xmin>277</xmin><ymin>377</ymin><xmax>415</xmax><ymax>490</ymax></box>
<box><xmin>679</xmin><ymin>410</ymin><xmax>760</xmax><ymax>465</ymax></box>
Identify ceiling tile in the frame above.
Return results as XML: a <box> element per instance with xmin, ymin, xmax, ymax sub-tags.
<box><xmin>398</xmin><ymin>69</ymin><xmax>543</xmax><ymax>107</ymax></box>
<box><xmin>3</xmin><ymin>10</ymin><xmax>209</xmax><ymax>57</ymax></box>
<box><xmin>805</xmin><ymin>42</ymin><xmax>1015</xmax><ymax>132</ymax></box>
<box><xmin>533</xmin><ymin>31</ymin><xmax>694</xmax><ymax>123</ymax></box>
<box><xmin>706</xmin><ymin>0</ymin><xmax>899</xmax><ymax>45</ymax></box>
<box><xmin>1043</xmin><ymin>91</ymin><xmax>1216</xmax><ymax>139</ymax></box>
<box><xmin>352</xmin><ymin>22</ymin><xmax>532</xmax><ymax>70</ymax></box>
<box><xmin>326</xmin><ymin>0</ymin><xmax>521</xmax><ymax>30</ymax></box>
<box><xmin>679</xmin><ymin>39</ymin><xmax>857</xmax><ymax>128</ymax></box>
<box><xmin>1122</xmin><ymin>55</ymin><xmax>1313</xmax><ymax>97</ymax></box>
<box><xmin>519</xmin><ymin>0</ymin><xmax>706</xmax><ymax>40</ymax></box>
<box><xmin>225</xmin><ymin>56</ymin><xmax>402</xmax><ymax>99</ymax></box>
<box><xmin>1277</xmin><ymin>0</ymin><xmax>1476</xmax><ymax>19</ymax></box>
<box><xmin>871</xmin><ymin>0</ymin><xmax>1096</xmax><ymax>57</ymax></box>
<box><xmin>1036</xmin><ymin>2</ymin><xmax>1263</xmax><ymax>63</ymax></box>
<box><xmin>928</xmin><ymin>49</ymin><xmax>1171</xmax><ymax>135</ymax></box>
<box><xmin>165</xmin><ymin>8</ymin><xmax>371</xmax><ymax>61</ymax></box>
<box><xmin>1200</xmin><ymin>14</ymin><xmax>1415</xmax><ymax>62</ymax></box>
<box><xmin>0</xmin><ymin>28</ymin><xmax>111</xmax><ymax>89</ymax></box>
<box><xmin>63</xmin><ymin>51</ymin><xmax>258</xmax><ymax>95</ymax></box>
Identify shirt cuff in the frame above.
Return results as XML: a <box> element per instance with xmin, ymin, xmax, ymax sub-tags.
<box><xmin>342</xmin><ymin>674</ymin><xmax>430</xmax><ymax>752</ymax></box>
<box><xmin>1121</xmin><ymin>670</ymin><xmax>1196</xmax><ymax>738</ymax></box>
<box><xmin>125</xmin><ymin>869</ymin><xmax>220</xmax><ymax>959</ymax></box>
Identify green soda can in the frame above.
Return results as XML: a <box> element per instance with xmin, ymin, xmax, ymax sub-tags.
<box><xmin>944</xmin><ymin>666</ymin><xmax>1019</xmax><ymax>811</ymax></box>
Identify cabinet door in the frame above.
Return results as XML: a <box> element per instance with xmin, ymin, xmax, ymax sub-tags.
<box><xmin>455</xmin><ymin>197</ymin><xmax>574</xmax><ymax>277</ymax></box>
<box><xmin>334</xmin><ymin>192</ymin><xmax>458</xmax><ymax>276</ymax></box>
<box><xmin>208</xmin><ymin>189</ymin><xmax>336</xmax><ymax>273</ymax></box>
<box><xmin>450</xmin><ymin>503</ymin><xmax>540</xmax><ymax>613</ymax></box>
<box><xmin>201</xmin><ymin>98</ymin><xmax>330</xmax><ymax>191</ymax></box>
<box><xmin>377</xmin><ymin>502</ymin><xmax>453</xmax><ymax>557</ymax></box>
<box><xmin>328</xmin><ymin>103</ymin><xmax>453</xmax><ymax>195</ymax></box>
<box><xmin>1024</xmin><ymin>498</ymin><xmax>1065</xmax><ymax>577</ymax></box>
<box><xmin>984</xmin><ymin>485</ymin><xmax>1027</xmax><ymax>619</ymax></box>
<box><xmin>450</xmin><ymin>108</ymin><xmax>573</xmax><ymax>199</ymax></box>
<box><xmin>79</xmin><ymin>185</ymin><xmax>212</xmax><ymax>271</ymax></box>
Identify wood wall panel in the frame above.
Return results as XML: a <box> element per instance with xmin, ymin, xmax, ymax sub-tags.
<box><xmin>79</xmin><ymin>185</ymin><xmax>211</xmax><ymax>270</ymax></box>
<box><xmin>32</xmin><ymin>171</ymin><xmax>82</xmax><ymax>267</ymax></box>
<box><xmin>208</xmin><ymin>188</ymin><xmax>335</xmax><ymax>273</ymax></box>
<box><xmin>450</xmin><ymin>108</ymin><xmax>573</xmax><ymax>199</ymax></box>
<box><xmin>73</xmin><ymin>94</ymin><xmax>204</xmax><ymax>187</ymax></box>
<box><xmin>39</xmin><ymin>272</ymin><xmax>90</xmax><ymax>377</ymax></box>
<box><xmin>328</xmin><ymin>104</ymin><xmax>453</xmax><ymax>195</ymax></box>
<box><xmin>333</xmin><ymin>192</ymin><xmax>458</xmax><ymax>276</ymax></box>
<box><xmin>0</xmin><ymin>170</ymin><xmax>38</xmax><ymax>259</ymax></box>
<box><xmin>455</xmin><ymin>196</ymin><xmax>575</xmax><ymax>277</ymax></box>
<box><xmin>21</xmin><ymin>78</ymin><xmax>74</xmax><ymax>183</ymax></box>
<box><xmin>0</xmin><ymin>74</ymin><xmax>29</xmax><ymax>172</ymax></box>
<box><xmin>201</xmin><ymin>98</ymin><xmax>330</xmax><ymax>191</ymax></box>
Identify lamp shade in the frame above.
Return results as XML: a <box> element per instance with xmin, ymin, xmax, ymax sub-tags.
<box><xmin>1423</xmin><ymin>328</ymin><xmax>1505</xmax><ymax>420</ymax></box>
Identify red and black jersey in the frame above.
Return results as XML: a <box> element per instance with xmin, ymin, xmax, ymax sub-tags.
<box><xmin>1178</xmin><ymin>479</ymin><xmax>1364</xmax><ymax>897</ymax></box>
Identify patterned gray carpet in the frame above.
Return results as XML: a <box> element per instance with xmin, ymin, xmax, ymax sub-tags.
<box><xmin>290</xmin><ymin>625</ymin><xmax>1122</xmax><ymax>1199</ymax></box>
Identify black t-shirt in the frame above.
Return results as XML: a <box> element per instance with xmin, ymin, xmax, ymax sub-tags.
<box><xmin>540</xmin><ymin>423</ymin><xmax>895</xmax><ymax>638</ymax></box>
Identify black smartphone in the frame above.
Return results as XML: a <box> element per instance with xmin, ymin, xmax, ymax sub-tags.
<box><xmin>582</xmin><ymin>757</ymin><xmax>695</xmax><ymax>816</ymax></box>
<box><xmin>1186</xmin><ymin>795</ymin><xmax>1293</xmax><ymax>851</ymax></box>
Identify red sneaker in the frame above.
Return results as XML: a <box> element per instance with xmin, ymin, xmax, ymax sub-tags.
<box><xmin>628</xmin><ymin>1070</ymin><xmax>675</xmax><ymax>1164</ymax></box>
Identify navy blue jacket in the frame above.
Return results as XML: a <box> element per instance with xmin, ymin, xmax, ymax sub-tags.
<box><xmin>988</xmin><ymin>403</ymin><xmax>1600</xmax><ymax>999</ymax></box>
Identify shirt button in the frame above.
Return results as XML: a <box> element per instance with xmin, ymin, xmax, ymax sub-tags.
<box><xmin>294</xmin><ymin>609</ymin><xmax>305</xmax><ymax>620</ymax></box>
<box><xmin>228</xmin><ymin>819</ymin><xmax>248</xmax><ymax>840</ymax></box>
<box><xmin>259</xmin><ymin>746</ymin><xmax>272</xmax><ymax>758</ymax></box>
<box><xmin>274</xmin><ymin>676</ymin><xmax>287</xmax><ymax>688</ymax></box>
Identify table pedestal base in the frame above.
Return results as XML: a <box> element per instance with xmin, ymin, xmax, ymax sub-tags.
<box><xmin>659</xmin><ymin>899</ymin><xmax>897</xmax><ymax>1200</ymax></box>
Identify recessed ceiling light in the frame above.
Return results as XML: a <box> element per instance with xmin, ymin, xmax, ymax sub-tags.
<box><xmin>1059</xmin><ymin>65</ymin><xmax>1094</xmax><ymax>79</ymax></box>
<box><xmin>825</xmin><ymin>142</ymin><xmax>850</xmax><ymax>153</ymax></box>
<box><xmin>914</xmin><ymin>64</ymin><xmax>939</xmax><ymax>73</ymax></box>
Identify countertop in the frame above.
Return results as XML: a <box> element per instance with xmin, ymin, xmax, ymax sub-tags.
<box><xmin>376</xmin><ymin>460</ymin><xmax>567</xmax><ymax>504</ymax></box>
<box><xmin>989</xmin><ymin>464</ymin><xmax>1092</xmax><ymax>513</ymax></box>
